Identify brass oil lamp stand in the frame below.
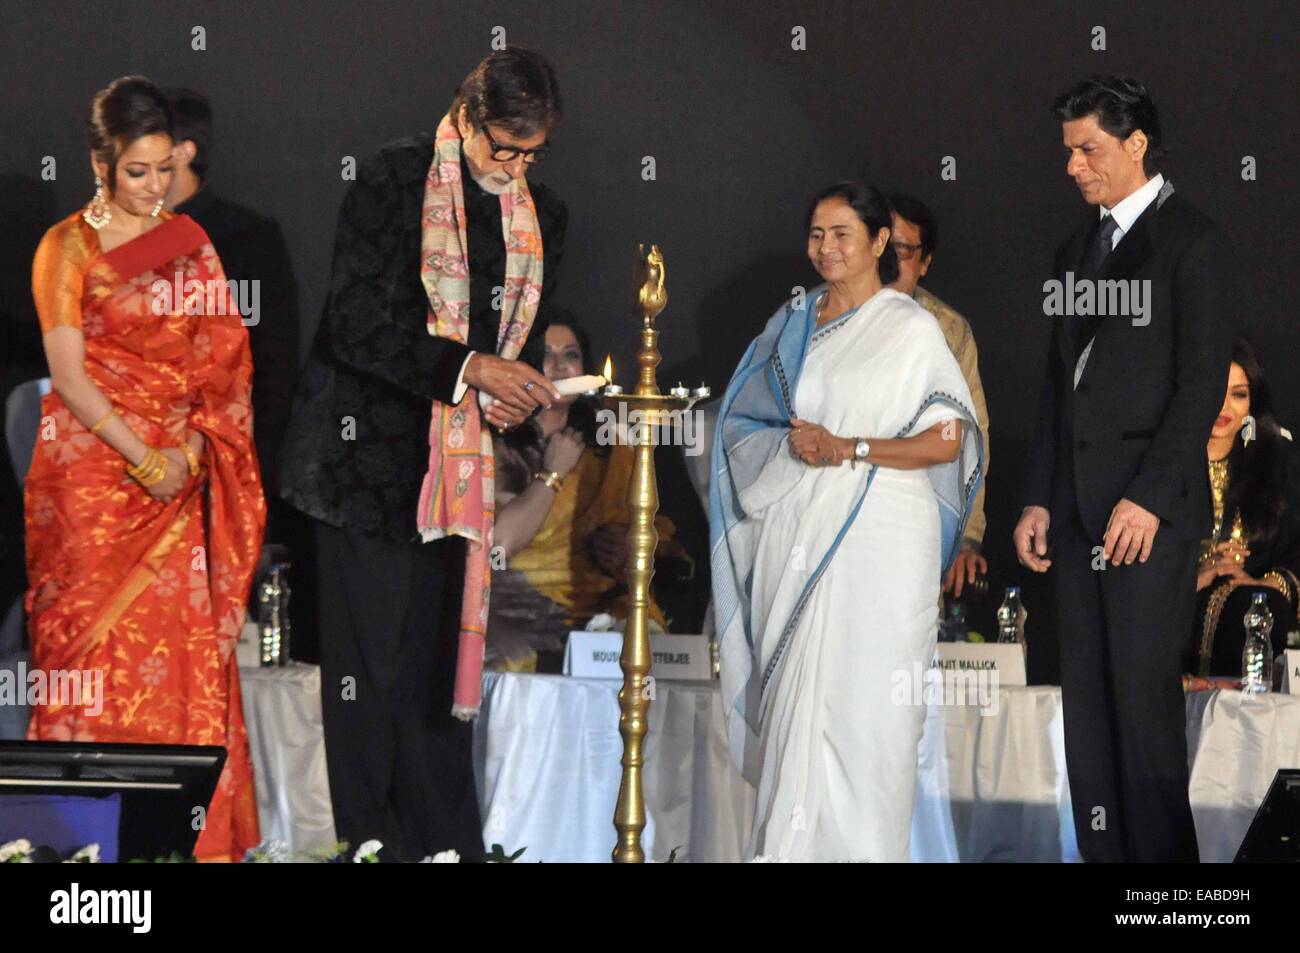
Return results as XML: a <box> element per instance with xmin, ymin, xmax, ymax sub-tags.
<box><xmin>605</xmin><ymin>244</ymin><xmax>708</xmax><ymax>862</ymax></box>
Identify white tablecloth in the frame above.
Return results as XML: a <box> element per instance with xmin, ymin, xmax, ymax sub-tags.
<box><xmin>240</xmin><ymin>663</ymin><xmax>337</xmax><ymax>852</ymax></box>
<box><xmin>474</xmin><ymin>672</ymin><xmax>753</xmax><ymax>862</ymax></box>
<box><xmin>239</xmin><ymin>666</ymin><xmax>1300</xmax><ymax>861</ymax></box>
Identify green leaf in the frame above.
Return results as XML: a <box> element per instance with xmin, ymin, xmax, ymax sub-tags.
<box><xmin>486</xmin><ymin>843</ymin><xmax>526</xmax><ymax>863</ymax></box>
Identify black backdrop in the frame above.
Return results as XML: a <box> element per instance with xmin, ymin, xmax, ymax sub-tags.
<box><xmin>2</xmin><ymin>1</ymin><xmax>1296</xmax><ymax>679</ymax></box>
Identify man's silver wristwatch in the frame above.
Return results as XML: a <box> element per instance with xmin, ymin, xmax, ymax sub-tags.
<box><xmin>850</xmin><ymin>438</ymin><xmax>871</xmax><ymax>469</ymax></box>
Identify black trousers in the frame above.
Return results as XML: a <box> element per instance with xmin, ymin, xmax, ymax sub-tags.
<box><xmin>315</xmin><ymin>520</ymin><xmax>484</xmax><ymax>862</ymax></box>
<box><xmin>1054</xmin><ymin>504</ymin><xmax>1200</xmax><ymax>862</ymax></box>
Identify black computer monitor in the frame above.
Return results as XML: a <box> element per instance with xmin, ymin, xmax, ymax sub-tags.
<box><xmin>0</xmin><ymin>741</ymin><xmax>226</xmax><ymax>861</ymax></box>
<box><xmin>1235</xmin><ymin>768</ymin><xmax>1300</xmax><ymax>863</ymax></box>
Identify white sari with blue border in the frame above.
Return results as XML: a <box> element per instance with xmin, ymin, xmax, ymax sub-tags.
<box><xmin>709</xmin><ymin>287</ymin><xmax>983</xmax><ymax>860</ymax></box>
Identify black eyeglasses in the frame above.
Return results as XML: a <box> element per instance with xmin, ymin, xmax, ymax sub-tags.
<box><xmin>891</xmin><ymin>240</ymin><xmax>925</xmax><ymax>261</ymax></box>
<box><xmin>480</xmin><ymin>124</ymin><xmax>550</xmax><ymax>164</ymax></box>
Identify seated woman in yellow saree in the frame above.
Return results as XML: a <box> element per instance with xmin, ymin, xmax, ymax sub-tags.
<box><xmin>487</xmin><ymin>318</ymin><xmax>678</xmax><ymax>672</ymax></box>
<box><xmin>24</xmin><ymin>77</ymin><xmax>264</xmax><ymax>861</ymax></box>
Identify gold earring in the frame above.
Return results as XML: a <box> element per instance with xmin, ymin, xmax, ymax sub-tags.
<box><xmin>83</xmin><ymin>176</ymin><xmax>111</xmax><ymax>229</ymax></box>
<box><xmin>151</xmin><ymin>197</ymin><xmax>164</xmax><ymax>217</ymax></box>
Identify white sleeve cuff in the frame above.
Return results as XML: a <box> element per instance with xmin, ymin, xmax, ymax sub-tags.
<box><xmin>452</xmin><ymin>352</ymin><xmax>474</xmax><ymax>404</ymax></box>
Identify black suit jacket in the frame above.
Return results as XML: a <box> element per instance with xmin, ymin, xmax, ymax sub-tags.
<box><xmin>1023</xmin><ymin>189</ymin><xmax>1238</xmax><ymax>542</ymax></box>
<box><xmin>278</xmin><ymin>134</ymin><xmax>568</xmax><ymax>543</ymax></box>
<box><xmin>175</xmin><ymin>187</ymin><xmax>300</xmax><ymax>496</ymax></box>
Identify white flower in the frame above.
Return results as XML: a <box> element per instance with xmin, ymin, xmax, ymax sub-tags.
<box><xmin>65</xmin><ymin>843</ymin><xmax>100</xmax><ymax>863</ymax></box>
<box><xmin>420</xmin><ymin>850</ymin><xmax>461</xmax><ymax>863</ymax></box>
<box><xmin>585</xmin><ymin>613</ymin><xmax>615</xmax><ymax>632</ymax></box>
<box><xmin>0</xmin><ymin>839</ymin><xmax>33</xmax><ymax>863</ymax></box>
<box><xmin>353</xmin><ymin>839</ymin><xmax>384</xmax><ymax>863</ymax></box>
<box><xmin>748</xmin><ymin>855</ymin><xmax>791</xmax><ymax>863</ymax></box>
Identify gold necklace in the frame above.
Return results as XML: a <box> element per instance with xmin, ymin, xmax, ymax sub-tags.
<box><xmin>1202</xmin><ymin>457</ymin><xmax>1243</xmax><ymax>563</ymax></box>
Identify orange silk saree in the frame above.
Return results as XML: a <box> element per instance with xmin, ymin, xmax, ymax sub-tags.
<box><xmin>25</xmin><ymin>211</ymin><xmax>265</xmax><ymax>860</ymax></box>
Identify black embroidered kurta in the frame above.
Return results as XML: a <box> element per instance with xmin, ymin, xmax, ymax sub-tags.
<box><xmin>1188</xmin><ymin>439</ymin><xmax>1300</xmax><ymax>675</ymax></box>
<box><xmin>279</xmin><ymin>134</ymin><xmax>568</xmax><ymax>542</ymax></box>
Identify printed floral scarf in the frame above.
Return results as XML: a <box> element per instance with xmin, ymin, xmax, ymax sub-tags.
<box><xmin>416</xmin><ymin>111</ymin><xmax>545</xmax><ymax>718</ymax></box>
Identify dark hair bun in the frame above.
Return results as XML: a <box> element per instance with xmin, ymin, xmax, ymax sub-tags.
<box><xmin>87</xmin><ymin>75</ymin><xmax>173</xmax><ymax>188</ymax></box>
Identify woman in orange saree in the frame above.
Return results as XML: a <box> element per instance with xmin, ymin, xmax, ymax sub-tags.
<box><xmin>24</xmin><ymin>78</ymin><xmax>264</xmax><ymax>861</ymax></box>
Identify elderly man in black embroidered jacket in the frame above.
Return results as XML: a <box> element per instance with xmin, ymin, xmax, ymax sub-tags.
<box><xmin>280</xmin><ymin>49</ymin><xmax>568</xmax><ymax>862</ymax></box>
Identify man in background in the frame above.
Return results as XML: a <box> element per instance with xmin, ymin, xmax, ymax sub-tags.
<box><xmin>163</xmin><ymin>88</ymin><xmax>314</xmax><ymax>652</ymax></box>
<box><xmin>164</xmin><ymin>88</ymin><xmax>301</xmax><ymax>501</ymax></box>
<box><xmin>890</xmin><ymin>193</ymin><xmax>990</xmax><ymax>597</ymax></box>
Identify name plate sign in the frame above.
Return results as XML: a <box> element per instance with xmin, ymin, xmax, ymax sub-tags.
<box><xmin>1282</xmin><ymin>649</ymin><xmax>1300</xmax><ymax>694</ymax></box>
<box><xmin>931</xmin><ymin>642</ymin><xmax>1027</xmax><ymax>686</ymax></box>
<box><xmin>563</xmin><ymin>631</ymin><xmax>712</xmax><ymax>681</ymax></box>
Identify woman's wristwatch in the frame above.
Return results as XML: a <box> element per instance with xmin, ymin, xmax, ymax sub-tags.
<box><xmin>848</xmin><ymin>438</ymin><xmax>870</xmax><ymax>469</ymax></box>
<box><xmin>533</xmin><ymin>470</ymin><xmax>564</xmax><ymax>493</ymax></box>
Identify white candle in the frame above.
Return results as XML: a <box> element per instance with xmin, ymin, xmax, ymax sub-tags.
<box><xmin>553</xmin><ymin>374</ymin><xmax>607</xmax><ymax>396</ymax></box>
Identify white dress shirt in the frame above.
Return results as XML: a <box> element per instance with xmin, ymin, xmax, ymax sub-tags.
<box><xmin>1099</xmin><ymin>172</ymin><xmax>1165</xmax><ymax>249</ymax></box>
<box><xmin>1073</xmin><ymin>173</ymin><xmax>1166</xmax><ymax>389</ymax></box>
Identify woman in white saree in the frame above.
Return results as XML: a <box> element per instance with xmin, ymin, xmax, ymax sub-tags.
<box><xmin>710</xmin><ymin>182</ymin><xmax>983</xmax><ymax>861</ymax></box>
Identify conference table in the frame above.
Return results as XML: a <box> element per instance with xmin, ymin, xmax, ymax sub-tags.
<box><xmin>240</xmin><ymin>664</ymin><xmax>1300</xmax><ymax>862</ymax></box>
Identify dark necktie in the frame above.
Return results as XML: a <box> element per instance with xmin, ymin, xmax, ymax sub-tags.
<box><xmin>1070</xmin><ymin>214</ymin><xmax>1122</xmax><ymax>363</ymax></box>
<box><xmin>1091</xmin><ymin>214</ymin><xmax>1120</xmax><ymax>272</ymax></box>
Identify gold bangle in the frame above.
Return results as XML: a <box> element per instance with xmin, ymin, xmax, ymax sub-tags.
<box><xmin>144</xmin><ymin>451</ymin><xmax>169</xmax><ymax>487</ymax></box>
<box><xmin>126</xmin><ymin>447</ymin><xmax>168</xmax><ymax>488</ymax></box>
<box><xmin>533</xmin><ymin>470</ymin><xmax>563</xmax><ymax>493</ymax></box>
<box><xmin>90</xmin><ymin>409</ymin><xmax>117</xmax><ymax>435</ymax></box>
<box><xmin>1263</xmin><ymin>570</ymin><xmax>1292</xmax><ymax>604</ymax></box>
<box><xmin>179</xmin><ymin>441</ymin><xmax>200</xmax><ymax>477</ymax></box>
<box><xmin>128</xmin><ymin>448</ymin><xmax>161</xmax><ymax>486</ymax></box>
<box><xmin>125</xmin><ymin>448</ymin><xmax>153</xmax><ymax>481</ymax></box>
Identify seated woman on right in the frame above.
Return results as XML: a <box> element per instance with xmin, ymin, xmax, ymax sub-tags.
<box><xmin>1188</xmin><ymin>334</ymin><xmax>1300</xmax><ymax>677</ymax></box>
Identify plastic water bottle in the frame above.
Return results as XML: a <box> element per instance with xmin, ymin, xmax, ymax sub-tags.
<box><xmin>257</xmin><ymin>560</ymin><xmax>293</xmax><ymax>667</ymax></box>
<box><xmin>1242</xmin><ymin>592</ymin><xmax>1273</xmax><ymax>694</ymax></box>
<box><xmin>939</xmin><ymin>600</ymin><xmax>969</xmax><ymax>643</ymax></box>
<box><xmin>997</xmin><ymin>587</ymin><xmax>1023</xmax><ymax>644</ymax></box>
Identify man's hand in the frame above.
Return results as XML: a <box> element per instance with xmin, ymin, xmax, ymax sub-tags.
<box><xmin>943</xmin><ymin>549</ymin><xmax>988</xmax><ymax>597</ymax></box>
<box><xmin>1013</xmin><ymin>505</ymin><xmax>1052</xmax><ymax>572</ymax></box>
<box><xmin>1102</xmin><ymin>497</ymin><xmax>1160</xmax><ymax>565</ymax></box>
<box><xmin>464</xmin><ymin>353</ymin><xmax>560</xmax><ymax>429</ymax></box>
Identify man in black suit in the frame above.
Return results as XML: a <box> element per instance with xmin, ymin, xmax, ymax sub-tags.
<box><xmin>279</xmin><ymin>49</ymin><xmax>567</xmax><ymax>862</ymax></box>
<box><xmin>162</xmin><ymin>88</ymin><xmax>323</xmax><ymax>658</ymax></box>
<box><xmin>1014</xmin><ymin>76</ymin><xmax>1236</xmax><ymax>862</ymax></box>
<box><xmin>163</xmin><ymin>89</ymin><xmax>300</xmax><ymax>499</ymax></box>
